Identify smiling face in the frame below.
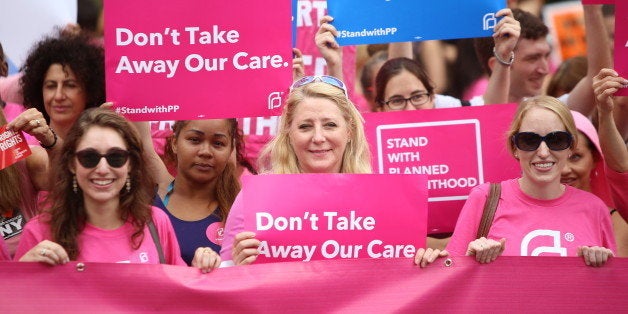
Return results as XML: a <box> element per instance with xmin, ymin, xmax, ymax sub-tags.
<box><xmin>73</xmin><ymin>126</ymin><xmax>130</xmax><ymax>209</ymax></box>
<box><xmin>510</xmin><ymin>38</ymin><xmax>551</xmax><ymax>102</ymax></box>
<box><xmin>516</xmin><ymin>107</ymin><xmax>571</xmax><ymax>192</ymax></box>
<box><xmin>42</xmin><ymin>63</ymin><xmax>87</xmax><ymax>129</ymax></box>
<box><xmin>172</xmin><ymin>119</ymin><xmax>233</xmax><ymax>184</ymax></box>
<box><xmin>288</xmin><ymin>97</ymin><xmax>350</xmax><ymax>173</ymax></box>
<box><xmin>382</xmin><ymin>70</ymin><xmax>434</xmax><ymax>111</ymax></box>
<box><xmin>561</xmin><ymin>131</ymin><xmax>595</xmax><ymax>191</ymax></box>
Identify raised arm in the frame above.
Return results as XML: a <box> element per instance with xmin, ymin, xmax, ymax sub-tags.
<box><xmin>566</xmin><ymin>4</ymin><xmax>612</xmax><ymax>116</ymax></box>
<box><xmin>315</xmin><ymin>15</ymin><xmax>343</xmax><ymax>80</ymax></box>
<box><xmin>133</xmin><ymin>120</ymin><xmax>174</xmax><ymax>197</ymax></box>
<box><xmin>483</xmin><ymin>8</ymin><xmax>520</xmax><ymax>105</ymax></box>
<box><xmin>593</xmin><ymin>68</ymin><xmax>628</xmax><ymax>172</ymax></box>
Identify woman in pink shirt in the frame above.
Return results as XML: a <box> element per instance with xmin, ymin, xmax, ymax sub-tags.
<box><xmin>414</xmin><ymin>95</ymin><xmax>616</xmax><ymax>267</ymax></box>
<box><xmin>14</xmin><ymin>108</ymin><xmax>219</xmax><ymax>272</ymax></box>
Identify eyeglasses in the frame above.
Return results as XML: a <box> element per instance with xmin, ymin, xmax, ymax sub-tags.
<box><xmin>512</xmin><ymin>131</ymin><xmax>573</xmax><ymax>151</ymax></box>
<box><xmin>290</xmin><ymin>75</ymin><xmax>348</xmax><ymax>96</ymax></box>
<box><xmin>384</xmin><ymin>93</ymin><xmax>430</xmax><ymax>110</ymax></box>
<box><xmin>75</xmin><ymin>148</ymin><xmax>130</xmax><ymax>168</ymax></box>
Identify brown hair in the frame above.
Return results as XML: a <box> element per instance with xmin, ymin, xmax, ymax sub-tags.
<box><xmin>45</xmin><ymin>108</ymin><xmax>154</xmax><ymax>259</ymax></box>
<box><xmin>164</xmin><ymin>119</ymin><xmax>241</xmax><ymax>221</ymax></box>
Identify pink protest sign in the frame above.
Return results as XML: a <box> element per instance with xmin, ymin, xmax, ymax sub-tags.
<box><xmin>104</xmin><ymin>0</ymin><xmax>293</xmax><ymax>120</ymax></box>
<box><xmin>0</xmin><ymin>125</ymin><xmax>31</xmax><ymax>170</ymax></box>
<box><xmin>240</xmin><ymin>174</ymin><xmax>427</xmax><ymax>263</ymax></box>
<box><xmin>364</xmin><ymin>104</ymin><xmax>520</xmax><ymax>234</ymax></box>
<box><xmin>616</xmin><ymin>1</ymin><xmax>628</xmax><ymax>96</ymax></box>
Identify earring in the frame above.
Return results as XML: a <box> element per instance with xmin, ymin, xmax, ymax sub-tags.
<box><xmin>72</xmin><ymin>175</ymin><xmax>78</xmax><ymax>194</ymax></box>
<box><xmin>126</xmin><ymin>176</ymin><xmax>131</xmax><ymax>193</ymax></box>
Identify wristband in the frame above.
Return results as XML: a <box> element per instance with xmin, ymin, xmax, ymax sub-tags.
<box><xmin>493</xmin><ymin>47</ymin><xmax>514</xmax><ymax>66</ymax></box>
<box><xmin>40</xmin><ymin>127</ymin><xmax>58</xmax><ymax>150</ymax></box>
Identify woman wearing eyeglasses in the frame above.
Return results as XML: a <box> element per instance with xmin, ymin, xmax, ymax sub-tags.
<box><xmin>414</xmin><ymin>95</ymin><xmax>616</xmax><ymax>267</ymax></box>
<box><xmin>14</xmin><ymin>108</ymin><xmax>218</xmax><ymax>272</ymax></box>
<box><xmin>220</xmin><ymin>76</ymin><xmax>372</xmax><ymax>265</ymax></box>
<box><xmin>373</xmin><ymin>8</ymin><xmax>520</xmax><ymax>112</ymax></box>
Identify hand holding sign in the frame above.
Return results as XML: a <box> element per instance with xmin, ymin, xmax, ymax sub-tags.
<box><xmin>492</xmin><ymin>9</ymin><xmax>521</xmax><ymax>64</ymax></box>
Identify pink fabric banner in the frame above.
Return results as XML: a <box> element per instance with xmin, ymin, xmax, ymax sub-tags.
<box><xmin>240</xmin><ymin>174</ymin><xmax>427</xmax><ymax>263</ymax></box>
<box><xmin>363</xmin><ymin>104</ymin><xmax>520</xmax><ymax>234</ymax></box>
<box><xmin>104</xmin><ymin>0</ymin><xmax>293</xmax><ymax>120</ymax></box>
<box><xmin>616</xmin><ymin>1</ymin><xmax>628</xmax><ymax>96</ymax></box>
<box><xmin>2</xmin><ymin>257</ymin><xmax>627</xmax><ymax>312</ymax></box>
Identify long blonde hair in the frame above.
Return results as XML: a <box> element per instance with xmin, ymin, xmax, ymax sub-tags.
<box><xmin>259</xmin><ymin>82</ymin><xmax>372</xmax><ymax>174</ymax></box>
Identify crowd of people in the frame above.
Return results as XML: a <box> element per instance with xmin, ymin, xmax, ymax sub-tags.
<box><xmin>0</xmin><ymin>0</ymin><xmax>626</xmax><ymax>273</ymax></box>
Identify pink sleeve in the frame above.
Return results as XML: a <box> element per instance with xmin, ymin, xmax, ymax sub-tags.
<box><xmin>599</xmin><ymin>203</ymin><xmax>618</xmax><ymax>254</ymax></box>
<box><xmin>446</xmin><ymin>184</ymin><xmax>491</xmax><ymax>256</ymax></box>
<box><xmin>605</xmin><ymin>166</ymin><xmax>628</xmax><ymax>220</ymax></box>
<box><xmin>219</xmin><ymin>192</ymin><xmax>245</xmax><ymax>261</ymax></box>
<box><xmin>151</xmin><ymin>207</ymin><xmax>186</xmax><ymax>266</ymax></box>
<box><xmin>13</xmin><ymin>216</ymin><xmax>49</xmax><ymax>260</ymax></box>
<box><xmin>0</xmin><ymin>237</ymin><xmax>10</xmax><ymax>261</ymax></box>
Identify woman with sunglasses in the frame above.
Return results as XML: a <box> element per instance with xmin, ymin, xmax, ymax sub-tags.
<box><xmin>14</xmin><ymin>108</ymin><xmax>218</xmax><ymax>272</ymax></box>
<box><xmin>414</xmin><ymin>95</ymin><xmax>616</xmax><ymax>267</ymax></box>
<box><xmin>220</xmin><ymin>76</ymin><xmax>372</xmax><ymax>265</ymax></box>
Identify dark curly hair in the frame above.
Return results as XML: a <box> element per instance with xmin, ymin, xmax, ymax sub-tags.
<box><xmin>44</xmin><ymin>108</ymin><xmax>154</xmax><ymax>260</ymax></box>
<box><xmin>20</xmin><ymin>30</ymin><xmax>105</xmax><ymax>123</ymax></box>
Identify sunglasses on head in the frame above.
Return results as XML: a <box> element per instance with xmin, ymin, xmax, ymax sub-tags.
<box><xmin>512</xmin><ymin>131</ymin><xmax>572</xmax><ymax>151</ymax></box>
<box><xmin>290</xmin><ymin>75</ymin><xmax>348</xmax><ymax>96</ymax></box>
<box><xmin>75</xmin><ymin>148</ymin><xmax>130</xmax><ymax>168</ymax></box>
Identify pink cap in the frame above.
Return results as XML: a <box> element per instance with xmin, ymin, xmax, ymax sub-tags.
<box><xmin>571</xmin><ymin>111</ymin><xmax>615</xmax><ymax>208</ymax></box>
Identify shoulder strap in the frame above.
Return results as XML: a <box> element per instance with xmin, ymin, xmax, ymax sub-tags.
<box><xmin>475</xmin><ymin>183</ymin><xmax>501</xmax><ymax>239</ymax></box>
<box><xmin>147</xmin><ymin>220</ymin><xmax>166</xmax><ymax>264</ymax></box>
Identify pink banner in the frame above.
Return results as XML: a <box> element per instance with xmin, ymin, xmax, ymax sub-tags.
<box><xmin>104</xmin><ymin>0</ymin><xmax>293</xmax><ymax>120</ymax></box>
<box><xmin>616</xmin><ymin>1</ymin><xmax>628</xmax><ymax>96</ymax></box>
<box><xmin>2</xmin><ymin>257</ymin><xmax>628</xmax><ymax>311</ymax></box>
<box><xmin>363</xmin><ymin>104</ymin><xmax>520</xmax><ymax>234</ymax></box>
<box><xmin>241</xmin><ymin>174</ymin><xmax>427</xmax><ymax>263</ymax></box>
<box><xmin>0</xmin><ymin>125</ymin><xmax>31</xmax><ymax>170</ymax></box>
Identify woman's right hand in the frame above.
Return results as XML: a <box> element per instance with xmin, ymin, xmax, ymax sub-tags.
<box><xmin>6</xmin><ymin>108</ymin><xmax>56</xmax><ymax>147</ymax></box>
<box><xmin>414</xmin><ymin>247</ymin><xmax>449</xmax><ymax>268</ymax></box>
<box><xmin>466</xmin><ymin>237</ymin><xmax>506</xmax><ymax>264</ymax></box>
<box><xmin>18</xmin><ymin>240</ymin><xmax>69</xmax><ymax>266</ymax></box>
<box><xmin>232</xmin><ymin>231</ymin><xmax>261</xmax><ymax>265</ymax></box>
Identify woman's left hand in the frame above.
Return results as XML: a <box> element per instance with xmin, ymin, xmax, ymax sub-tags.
<box><xmin>578</xmin><ymin>246</ymin><xmax>614</xmax><ymax>267</ymax></box>
<box><xmin>191</xmin><ymin>247</ymin><xmax>221</xmax><ymax>273</ymax></box>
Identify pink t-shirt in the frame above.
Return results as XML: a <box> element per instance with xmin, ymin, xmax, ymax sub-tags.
<box><xmin>606</xmin><ymin>167</ymin><xmax>628</xmax><ymax>219</ymax></box>
<box><xmin>14</xmin><ymin>206</ymin><xmax>186</xmax><ymax>265</ymax></box>
<box><xmin>447</xmin><ymin>179</ymin><xmax>616</xmax><ymax>257</ymax></box>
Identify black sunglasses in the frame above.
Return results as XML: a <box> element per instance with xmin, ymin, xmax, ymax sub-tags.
<box><xmin>75</xmin><ymin>148</ymin><xmax>130</xmax><ymax>168</ymax></box>
<box><xmin>512</xmin><ymin>131</ymin><xmax>572</xmax><ymax>151</ymax></box>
